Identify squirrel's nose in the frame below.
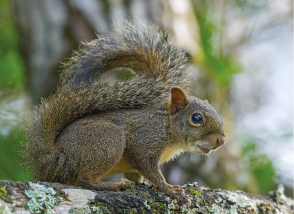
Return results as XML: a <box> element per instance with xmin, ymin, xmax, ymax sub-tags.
<box><xmin>216</xmin><ymin>137</ymin><xmax>225</xmax><ymax>147</ymax></box>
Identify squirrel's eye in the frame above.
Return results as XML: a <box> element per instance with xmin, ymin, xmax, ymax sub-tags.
<box><xmin>191</xmin><ymin>113</ymin><xmax>204</xmax><ymax>125</ymax></box>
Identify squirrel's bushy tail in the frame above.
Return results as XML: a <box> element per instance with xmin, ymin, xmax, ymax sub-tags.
<box><xmin>61</xmin><ymin>21</ymin><xmax>188</xmax><ymax>86</ymax></box>
<box><xmin>23</xmin><ymin>21</ymin><xmax>189</xmax><ymax>181</ymax></box>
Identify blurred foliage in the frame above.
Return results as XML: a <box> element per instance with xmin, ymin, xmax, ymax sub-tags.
<box><xmin>191</xmin><ymin>0</ymin><xmax>240</xmax><ymax>86</ymax></box>
<box><xmin>190</xmin><ymin>0</ymin><xmax>276</xmax><ymax>195</ymax></box>
<box><xmin>234</xmin><ymin>0</ymin><xmax>268</xmax><ymax>14</ymax></box>
<box><xmin>0</xmin><ymin>0</ymin><xmax>29</xmax><ymax>181</ymax></box>
<box><xmin>0</xmin><ymin>129</ymin><xmax>31</xmax><ymax>181</ymax></box>
<box><xmin>114</xmin><ymin>68</ymin><xmax>137</xmax><ymax>81</ymax></box>
<box><xmin>0</xmin><ymin>0</ymin><xmax>26</xmax><ymax>90</ymax></box>
<box><xmin>241</xmin><ymin>138</ymin><xmax>276</xmax><ymax>194</ymax></box>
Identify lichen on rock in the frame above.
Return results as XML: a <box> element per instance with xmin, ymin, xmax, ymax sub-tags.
<box><xmin>24</xmin><ymin>182</ymin><xmax>58</xmax><ymax>214</ymax></box>
<box><xmin>0</xmin><ymin>180</ymin><xmax>293</xmax><ymax>213</ymax></box>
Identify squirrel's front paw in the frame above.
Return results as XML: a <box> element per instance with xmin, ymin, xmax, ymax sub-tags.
<box><xmin>159</xmin><ymin>185</ymin><xmax>190</xmax><ymax>204</ymax></box>
<box><xmin>172</xmin><ymin>185</ymin><xmax>190</xmax><ymax>204</ymax></box>
<box><xmin>116</xmin><ymin>178</ymin><xmax>135</xmax><ymax>190</ymax></box>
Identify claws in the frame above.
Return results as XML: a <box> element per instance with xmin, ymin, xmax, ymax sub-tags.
<box><xmin>160</xmin><ymin>185</ymin><xmax>191</xmax><ymax>204</ymax></box>
<box><xmin>173</xmin><ymin>185</ymin><xmax>184</xmax><ymax>195</ymax></box>
<box><xmin>182</xmin><ymin>195</ymin><xmax>191</xmax><ymax>204</ymax></box>
<box><xmin>116</xmin><ymin>178</ymin><xmax>135</xmax><ymax>190</ymax></box>
<box><xmin>176</xmin><ymin>192</ymin><xmax>191</xmax><ymax>204</ymax></box>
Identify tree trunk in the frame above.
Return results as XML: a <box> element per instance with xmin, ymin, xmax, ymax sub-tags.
<box><xmin>0</xmin><ymin>180</ymin><xmax>293</xmax><ymax>214</ymax></box>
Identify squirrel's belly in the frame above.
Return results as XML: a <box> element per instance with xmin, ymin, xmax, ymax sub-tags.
<box><xmin>159</xmin><ymin>145</ymin><xmax>184</xmax><ymax>164</ymax></box>
<box><xmin>104</xmin><ymin>156</ymin><xmax>136</xmax><ymax>177</ymax></box>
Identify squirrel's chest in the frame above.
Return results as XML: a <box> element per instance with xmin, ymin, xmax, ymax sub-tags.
<box><xmin>159</xmin><ymin>145</ymin><xmax>184</xmax><ymax>164</ymax></box>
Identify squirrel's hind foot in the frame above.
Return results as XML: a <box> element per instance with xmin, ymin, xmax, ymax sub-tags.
<box><xmin>115</xmin><ymin>178</ymin><xmax>135</xmax><ymax>191</ymax></box>
<box><xmin>78</xmin><ymin>177</ymin><xmax>134</xmax><ymax>191</ymax></box>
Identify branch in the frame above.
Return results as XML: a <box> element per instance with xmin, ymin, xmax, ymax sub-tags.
<box><xmin>0</xmin><ymin>180</ymin><xmax>293</xmax><ymax>213</ymax></box>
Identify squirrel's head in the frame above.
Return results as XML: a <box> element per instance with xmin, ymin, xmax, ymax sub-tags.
<box><xmin>168</xmin><ymin>87</ymin><xmax>225</xmax><ymax>155</ymax></box>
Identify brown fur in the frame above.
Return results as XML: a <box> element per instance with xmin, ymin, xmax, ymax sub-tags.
<box><xmin>23</xmin><ymin>21</ymin><xmax>225</xmax><ymax>203</ymax></box>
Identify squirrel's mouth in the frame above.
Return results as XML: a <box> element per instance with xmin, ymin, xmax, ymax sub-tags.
<box><xmin>197</xmin><ymin>145</ymin><xmax>211</xmax><ymax>154</ymax></box>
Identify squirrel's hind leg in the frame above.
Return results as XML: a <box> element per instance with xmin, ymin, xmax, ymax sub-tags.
<box><xmin>63</xmin><ymin>120</ymin><xmax>132</xmax><ymax>191</ymax></box>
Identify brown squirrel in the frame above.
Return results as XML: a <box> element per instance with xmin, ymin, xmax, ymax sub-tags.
<box><xmin>23</xmin><ymin>21</ymin><xmax>225</xmax><ymax>203</ymax></box>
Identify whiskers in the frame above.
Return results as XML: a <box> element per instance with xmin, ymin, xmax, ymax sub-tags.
<box><xmin>179</xmin><ymin>152</ymin><xmax>189</xmax><ymax>167</ymax></box>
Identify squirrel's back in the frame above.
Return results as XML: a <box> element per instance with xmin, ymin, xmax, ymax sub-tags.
<box><xmin>23</xmin><ymin>21</ymin><xmax>190</xmax><ymax>181</ymax></box>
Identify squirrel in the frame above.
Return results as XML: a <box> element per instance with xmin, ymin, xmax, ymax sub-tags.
<box><xmin>23</xmin><ymin>21</ymin><xmax>225</xmax><ymax>204</ymax></box>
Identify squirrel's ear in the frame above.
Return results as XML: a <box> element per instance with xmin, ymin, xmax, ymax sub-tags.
<box><xmin>169</xmin><ymin>87</ymin><xmax>188</xmax><ymax>114</ymax></box>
